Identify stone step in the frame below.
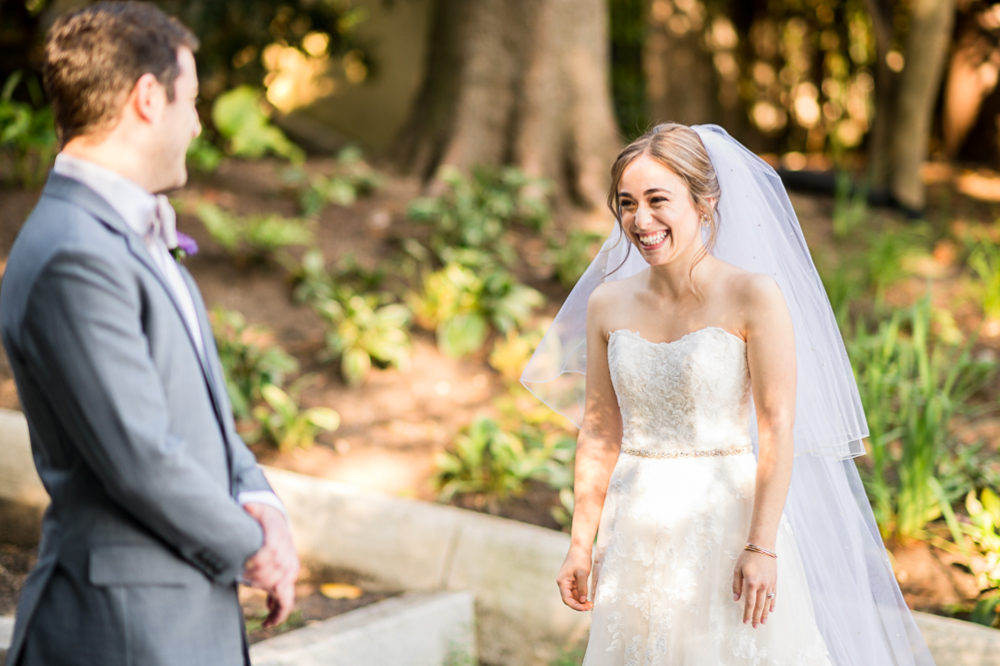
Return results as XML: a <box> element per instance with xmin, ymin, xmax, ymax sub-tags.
<box><xmin>914</xmin><ymin>611</ymin><xmax>1000</xmax><ymax>666</ymax></box>
<box><xmin>250</xmin><ymin>591</ymin><xmax>475</xmax><ymax>666</ymax></box>
<box><xmin>1</xmin><ymin>615</ymin><xmax>14</xmax><ymax>663</ymax></box>
<box><xmin>0</xmin><ymin>593</ymin><xmax>475</xmax><ymax>666</ymax></box>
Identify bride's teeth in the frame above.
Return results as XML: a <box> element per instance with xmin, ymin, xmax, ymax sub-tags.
<box><xmin>640</xmin><ymin>231</ymin><xmax>667</xmax><ymax>246</ymax></box>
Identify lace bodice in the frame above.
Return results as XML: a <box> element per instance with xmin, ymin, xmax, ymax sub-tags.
<box><xmin>608</xmin><ymin>327</ymin><xmax>752</xmax><ymax>453</ymax></box>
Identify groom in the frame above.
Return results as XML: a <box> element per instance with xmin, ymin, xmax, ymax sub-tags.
<box><xmin>0</xmin><ymin>3</ymin><xmax>298</xmax><ymax>665</ymax></box>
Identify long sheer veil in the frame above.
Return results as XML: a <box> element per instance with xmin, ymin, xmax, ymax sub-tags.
<box><xmin>521</xmin><ymin>124</ymin><xmax>935</xmax><ymax>665</ymax></box>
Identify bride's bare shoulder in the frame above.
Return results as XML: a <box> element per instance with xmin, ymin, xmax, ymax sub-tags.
<box><xmin>717</xmin><ymin>265</ymin><xmax>789</xmax><ymax>329</ymax></box>
<box><xmin>589</xmin><ymin>274</ymin><xmax>639</xmax><ymax>309</ymax></box>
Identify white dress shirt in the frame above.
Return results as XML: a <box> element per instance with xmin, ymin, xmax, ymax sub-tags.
<box><xmin>53</xmin><ymin>154</ymin><xmax>285</xmax><ymax>517</ymax></box>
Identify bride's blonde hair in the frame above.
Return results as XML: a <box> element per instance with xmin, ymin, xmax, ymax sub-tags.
<box><xmin>606</xmin><ymin>123</ymin><xmax>721</xmax><ymax>277</ymax></box>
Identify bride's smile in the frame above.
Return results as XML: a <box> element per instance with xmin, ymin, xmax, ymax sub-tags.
<box><xmin>617</xmin><ymin>155</ymin><xmax>707</xmax><ymax>267</ymax></box>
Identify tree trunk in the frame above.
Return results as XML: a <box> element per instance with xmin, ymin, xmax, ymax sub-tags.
<box><xmin>862</xmin><ymin>0</ymin><xmax>898</xmax><ymax>189</ymax></box>
<box><xmin>391</xmin><ymin>0</ymin><xmax>620</xmax><ymax>208</ymax></box>
<box><xmin>942</xmin><ymin>3</ymin><xmax>1000</xmax><ymax>158</ymax></box>
<box><xmin>889</xmin><ymin>0</ymin><xmax>956</xmax><ymax>212</ymax></box>
<box><xmin>643</xmin><ymin>0</ymin><xmax>723</xmax><ymax>127</ymax></box>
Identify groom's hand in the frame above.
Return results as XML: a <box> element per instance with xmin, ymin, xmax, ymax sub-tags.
<box><xmin>243</xmin><ymin>503</ymin><xmax>300</xmax><ymax>627</ymax></box>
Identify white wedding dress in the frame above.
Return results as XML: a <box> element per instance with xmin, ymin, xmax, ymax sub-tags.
<box><xmin>583</xmin><ymin>327</ymin><xmax>833</xmax><ymax>666</ymax></box>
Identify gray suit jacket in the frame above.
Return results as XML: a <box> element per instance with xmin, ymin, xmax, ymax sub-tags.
<box><xmin>1</xmin><ymin>174</ymin><xmax>272</xmax><ymax>666</ymax></box>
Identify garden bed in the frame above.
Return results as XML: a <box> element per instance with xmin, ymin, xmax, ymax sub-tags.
<box><xmin>0</xmin><ymin>541</ymin><xmax>394</xmax><ymax>644</ymax></box>
<box><xmin>2</xmin><ymin>156</ymin><xmax>1000</xmax><ymax>627</ymax></box>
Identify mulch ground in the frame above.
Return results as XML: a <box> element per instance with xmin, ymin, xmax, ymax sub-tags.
<box><xmin>0</xmin><ymin>541</ymin><xmax>393</xmax><ymax>644</ymax></box>
<box><xmin>3</xmin><ymin>157</ymin><xmax>1000</xmax><ymax>621</ymax></box>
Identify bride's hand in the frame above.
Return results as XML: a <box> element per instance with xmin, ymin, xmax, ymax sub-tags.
<box><xmin>732</xmin><ymin>550</ymin><xmax>777</xmax><ymax>628</ymax></box>
<box><xmin>557</xmin><ymin>546</ymin><xmax>594</xmax><ymax>611</ymax></box>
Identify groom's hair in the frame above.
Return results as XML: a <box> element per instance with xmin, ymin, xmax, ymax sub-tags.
<box><xmin>43</xmin><ymin>2</ymin><xmax>199</xmax><ymax>144</ymax></box>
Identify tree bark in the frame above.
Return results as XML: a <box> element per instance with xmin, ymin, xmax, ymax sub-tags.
<box><xmin>862</xmin><ymin>0</ymin><xmax>898</xmax><ymax>188</ymax></box>
<box><xmin>889</xmin><ymin>0</ymin><xmax>956</xmax><ymax>211</ymax></box>
<box><xmin>643</xmin><ymin>0</ymin><xmax>722</xmax><ymax>127</ymax></box>
<box><xmin>942</xmin><ymin>3</ymin><xmax>1000</xmax><ymax>158</ymax></box>
<box><xmin>391</xmin><ymin>0</ymin><xmax>620</xmax><ymax>207</ymax></box>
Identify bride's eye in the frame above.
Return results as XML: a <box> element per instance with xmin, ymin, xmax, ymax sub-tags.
<box><xmin>619</xmin><ymin>199</ymin><xmax>636</xmax><ymax>212</ymax></box>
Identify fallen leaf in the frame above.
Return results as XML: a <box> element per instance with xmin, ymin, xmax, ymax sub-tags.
<box><xmin>319</xmin><ymin>583</ymin><xmax>363</xmax><ymax>600</ymax></box>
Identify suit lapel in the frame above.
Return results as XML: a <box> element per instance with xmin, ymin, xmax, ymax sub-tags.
<box><xmin>178</xmin><ymin>266</ymin><xmax>234</xmax><ymax>428</ymax></box>
<box><xmin>41</xmin><ymin>175</ymin><xmax>233</xmax><ymax>446</ymax></box>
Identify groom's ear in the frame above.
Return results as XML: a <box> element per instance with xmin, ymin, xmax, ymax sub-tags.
<box><xmin>130</xmin><ymin>71</ymin><xmax>170</xmax><ymax>125</ymax></box>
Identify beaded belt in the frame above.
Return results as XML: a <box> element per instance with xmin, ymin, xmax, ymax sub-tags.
<box><xmin>620</xmin><ymin>443</ymin><xmax>752</xmax><ymax>459</ymax></box>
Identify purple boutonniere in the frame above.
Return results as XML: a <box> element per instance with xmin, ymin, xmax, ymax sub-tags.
<box><xmin>170</xmin><ymin>232</ymin><xmax>199</xmax><ymax>262</ymax></box>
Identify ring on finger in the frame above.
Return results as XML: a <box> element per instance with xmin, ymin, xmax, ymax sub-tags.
<box><xmin>766</xmin><ymin>593</ymin><xmax>775</xmax><ymax>599</ymax></box>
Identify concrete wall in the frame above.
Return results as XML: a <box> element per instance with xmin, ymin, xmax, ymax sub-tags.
<box><xmin>265</xmin><ymin>467</ymin><xmax>590</xmax><ymax>666</ymax></box>
<box><xmin>3</xmin><ymin>408</ymin><xmax>1000</xmax><ymax>665</ymax></box>
<box><xmin>250</xmin><ymin>592</ymin><xmax>476</xmax><ymax>666</ymax></box>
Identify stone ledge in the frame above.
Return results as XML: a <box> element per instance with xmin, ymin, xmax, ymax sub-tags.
<box><xmin>913</xmin><ymin>611</ymin><xmax>1000</xmax><ymax>666</ymax></box>
<box><xmin>2</xmin><ymin>408</ymin><xmax>1000</xmax><ymax>665</ymax></box>
<box><xmin>263</xmin><ymin>467</ymin><xmax>589</xmax><ymax>666</ymax></box>
<box><xmin>250</xmin><ymin>591</ymin><xmax>475</xmax><ymax>666</ymax></box>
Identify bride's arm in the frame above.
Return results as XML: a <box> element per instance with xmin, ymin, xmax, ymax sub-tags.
<box><xmin>556</xmin><ymin>285</ymin><xmax>623</xmax><ymax>612</ymax></box>
<box><xmin>734</xmin><ymin>273</ymin><xmax>797</xmax><ymax>628</ymax></box>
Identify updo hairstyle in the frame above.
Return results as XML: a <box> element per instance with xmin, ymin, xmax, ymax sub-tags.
<box><xmin>606</xmin><ymin>123</ymin><xmax>722</xmax><ymax>275</ymax></box>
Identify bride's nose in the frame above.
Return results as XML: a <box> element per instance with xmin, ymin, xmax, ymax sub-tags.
<box><xmin>633</xmin><ymin>203</ymin><xmax>655</xmax><ymax>230</ymax></box>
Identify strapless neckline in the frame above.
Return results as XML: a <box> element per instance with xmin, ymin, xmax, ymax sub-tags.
<box><xmin>609</xmin><ymin>326</ymin><xmax>745</xmax><ymax>349</ymax></box>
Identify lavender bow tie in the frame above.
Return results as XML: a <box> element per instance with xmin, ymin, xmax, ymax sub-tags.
<box><xmin>146</xmin><ymin>194</ymin><xmax>179</xmax><ymax>249</ymax></box>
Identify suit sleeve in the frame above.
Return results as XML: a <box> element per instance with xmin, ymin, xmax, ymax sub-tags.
<box><xmin>21</xmin><ymin>249</ymin><xmax>264</xmax><ymax>584</ymax></box>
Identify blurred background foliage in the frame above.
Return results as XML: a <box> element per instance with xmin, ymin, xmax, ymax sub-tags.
<box><xmin>6</xmin><ymin>0</ymin><xmax>1000</xmax><ymax>631</ymax></box>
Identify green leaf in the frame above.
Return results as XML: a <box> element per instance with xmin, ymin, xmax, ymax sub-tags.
<box><xmin>261</xmin><ymin>384</ymin><xmax>297</xmax><ymax>419</ymax></box>
<box><xmin>305</xmin><ymin>407</ymin><xmax>340</xmax><ymax>432</ymax></box>
<box><xmin>439</xmin><ymin>313</ymin><xmax>488</xmax><ymax>358</ymax></box>
<box><xmin>341</xmin><ymin>346</ymin><xmax>372</xmax><ymax>386</ymax></box>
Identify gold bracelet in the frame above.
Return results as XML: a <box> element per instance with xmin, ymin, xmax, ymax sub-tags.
<box><xmin>744</xmin><ymin>543</ymin><xmax>777</xmax><ymax>559</ymax></box>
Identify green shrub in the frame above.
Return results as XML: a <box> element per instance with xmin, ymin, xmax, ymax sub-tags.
<box><xmin>211</xmin><ymin>86</ymin><xmax>304</xmax><ymax>163</ymax></box>
<box><xmin>408</xmin><ymin>165</ymin><xmax>551</xmax><ymax>268</ymax></box>
<box><xmin>434</xmin><ymin>417</ymin><xmax>572</xmax><ymax>513</ymax></box>
<box><xmin>253</xmin><ymin>383</ymin><xmax>339</xmax><ymax>452</ymax></box>
<box><xmin>849</xmin><ymin>296</ymin><xmax>996</xmax><ymax>540</ymax></box>
<box><xmin>969</xmin><ymin>241</ymin><xmax>1000</xmax><ymax>321</ymax></box>
<box><xmin>315</xmin><ymin>288</ymin><xmax>412</xmax><ymax>387</ymax></box>
<box><xmin>211</xmin><ymin>308</ymin><xmax>299</xmax><ymax>419</ymax></box>
<box><xmin>296</xmin><ymin>146</ymin><xmax>383</xmax><ymax>216</ymax></box>
<box><xmin>186</xmin><ymin>133</ymin><xmax>224</xmax><ymax>173</ymax></box>
<box><xmin>489</xmin><ymin>327</ymin><xmax>546</xmax><ymax>384</ymax></box>
<box><xmin>410</xmin><ymin>262</ymin><xmax>544</xmax><ymax>358</ymax></box>
<box><xmin>195</xmin><ymin>202</ymin><xmax>313</xmax><ymax>258</ymax></box>
<box><xmin>0</xmin><ymin>71</ymin><xmax>57</xmax><ymax>188</ymax></box>
<box><xmin>548</xmin><ymin>230</ymin><xmax>605</xmax><ymax>288</ymax></box>
<box><xmin>832</xmin><ymin>171</ymin><xmax>868</xmax><ymax>240</ymax></box>
<box><xmin>964</xmin><ymin>488</ymin><xmax>1000</xmax><ymax>627</ymax></box>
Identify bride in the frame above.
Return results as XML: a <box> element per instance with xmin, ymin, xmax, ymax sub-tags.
<box><xmin>522</xmin><ymin>124</ymin><xmax>936</xmax><ymax>664</ymax></box>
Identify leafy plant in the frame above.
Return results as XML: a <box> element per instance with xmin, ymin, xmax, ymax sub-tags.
<box><xmin>963</xmin><ymin>489</ymin><xmax>1000</xmax><ymax>627</ymax></box>
<box><xmin>195</xmin><ymin>202</ymin><xmax>313</xmax><ymax>258</ymax></box>
<box><xmin>315</xmin><ymin>287</ymin><xmax>412</xmax><ymax>387</ymax></box>
<box><xmin>548</xmin><ymin>230</ymin><xmax>605</xmax><ymax>288</ymax></box>
<box><xmin>489</xmin><ymin>327</ymin><xmax>545</xmax><ymax>384</ymax></box>
<box><xmin>0</xmin><ymin>71</ymin><xmax>57</xmax><ymax>188</ymax></box>
<box><xmin>295</xmin><ymin>146</ymin><xmax>383</xmax><ymax>216</ymax></box>
<box><xmin>211</xmin><ymin>86</ymin><xmax>304</xmax><ymax>163</ymax></box>
<box><xmin>211</xmin><ymin>308</ymin><xmax>299</xmax><ymax>419</ymax></box>
<box><xmin>434</xmin><ymin>417</ymin><xmax>571</xmax><ymax>513</ymax></box>
<box><xmin>849</xmin><ymin>296</ymin><xmax>996</xmax><ymax>540</ymax></box>
<box><xmin>253</xmin><ymin>383</ymin><xmax>340</xmax><ymax>452</ymax></box>
<box><xmin>819</xmin><ymin>261</ymin><xmax>863</xmax><ymax>329</ymax></box>
<box><xmin>408</xmin><ymin>165</ymin><xmax>551</xmax><ymax>268</ymax></box>
<box><xmin>831</xmin><ymin>171</ymin><xmax>868</xmax><ymax>240</ymax></box>
<box><xmin>186</xmin><ymin>133</ymin><xmax>225</xmax><ymax>173</ymax></box>
<box><xmin>410</xmin><ymin>262</ymin><xmax>544</xmax><ymax>358</ymax></box>
<box><xmin>969</xmin><ymin>241</ymin><xmax>1000</xmax><ymax>321</ymax></box>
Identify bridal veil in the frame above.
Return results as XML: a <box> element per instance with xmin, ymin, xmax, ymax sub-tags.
<box><xmin>522</xmin><ymin>124</ymin><xmax>935</xmax><ymax>665</ymax></box>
